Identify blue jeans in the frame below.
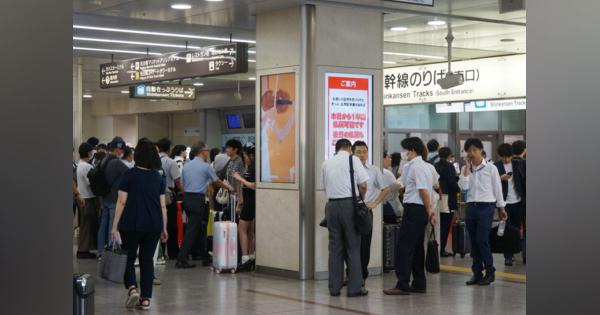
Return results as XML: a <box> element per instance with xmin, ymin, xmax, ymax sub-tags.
<box><xmin>465</xmin><ymin>203</ymin><xmax>495</xmax><ymax>276</ymax></box>
<box><xmin>97</xmin><ymin>205</ymin><xmax>116</xmax><ymax>256</ymax></box>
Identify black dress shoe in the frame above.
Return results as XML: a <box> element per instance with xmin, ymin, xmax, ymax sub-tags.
<box><xmin>330</xmin><ymin>292</ymin><xmax>341</xmax><ymax>297</ymax></box>
<box><xmin>466</xmin><ymin>274</ymin><xmax>483</xmax><ymax>285</ymax></box>
<box><xmin>76</xmin><ymin>252</ymin><xmax>97</xmax><ymax>259</ymax></box>
<box><xmin>440</xmin><ymin>251</ymin><xmax>452</xmax><ymax>257</ymax></box>
<box><xmin>175</xmin><ymin>261</ymin><xmax>196</xmax><ymax>269</ymax></box>
<box><xmin>347</xmin><ymin>288</ymin><xmax>368</xmax><ymax>297</ymax></box>
<box><xmin>478</xmin><ymin>274</ymin><xmax>495</xmax><ymax>286</ymax></box>
<box><xmin>409</xmin><ymin>287</ymin><xmax>427</xmax><ymax>294</ymax></box>
<box><xmin>504</xmin><ymin>258</ymin><xmax>514</xmax><ymax>266</ymax></box>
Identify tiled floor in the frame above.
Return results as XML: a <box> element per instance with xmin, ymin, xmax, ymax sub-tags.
<box><xmin>75</xmin><ymin>254</ymin><xmax>526</xmax><ymax>315</ymax></box>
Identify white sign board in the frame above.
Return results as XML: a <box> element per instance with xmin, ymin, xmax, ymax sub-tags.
<box><xmin>384</xmin><ymin>54</ymin><xmax>526</xmax><ymax>105</ymax></box>
<box><xmin>435</xmin><ymin>102</ymin><xmax>465</xmax><ymax>113</ymax></box>
<box><xmin>183</xmin><ymin>127</ymin><xmax>202</xmax><ymax>137</ymax></box>
<box><xmin>325</xmin><ymin>73</ymin><xmax>373</xmax><ymax>162</ymax></box>
<box><xmin>464</xmin><ymin>98</ymin><xmax>526</xmax><ymax>112</ymax></box>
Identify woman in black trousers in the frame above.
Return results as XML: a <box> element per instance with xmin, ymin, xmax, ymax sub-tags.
<box><xmin>434</xmin><ymin>147</ymin><xmax>460</xmax><ymax>257</ymax></box>
<box><xmin>112</xmin><ymin>139</ymin><xmax>168</xmax><ymax>311</ymax></box>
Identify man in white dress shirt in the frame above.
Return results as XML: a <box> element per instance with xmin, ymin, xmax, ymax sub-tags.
<box><xmin>322</xmin><ymin>139</ymin><xmax>369</xmax><ymax>297</ymax></box>
<box><xmin>384</xmin><ymin>137</ymin><xmax>437</xmax><ymax>296</ymax></box>
<box><xmin>459</xmin><ymin>138</ymin><xmax>508</xmax><ymax>286</ymax></box>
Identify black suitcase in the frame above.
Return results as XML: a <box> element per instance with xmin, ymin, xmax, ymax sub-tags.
<box><xmin>383</xmin><ymin>223</ymin><xmax>402</xmax><ymax>271</ymax></box>
<box><xmin>452</xmin><ymin>221</ymin><xmax>471</xmax><ymax>258</ymax></box>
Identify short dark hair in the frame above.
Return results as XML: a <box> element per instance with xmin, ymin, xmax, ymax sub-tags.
<box><xmin>383</xmin><ymin>150</ymin><xmax>388</xmax><ymax>159</ymax></box>
<box><xmin>391</xmin><ymin>152</ymin><xmax>401</xmax><ymax>167</ymax></box>
<box><xmin>497</xmin><ymin>143</ymin><xmax>513</xmax><ymax>158</ymax></box>
<box><xmin>156</xmin><ymin>138</ymin><xmax>172</xmax><ymax>153</ymax></box>
<box><xmin>134</xmin><ymin>139</ymin><xmax>162</xmax><ymax>170</ymax></box>
<box><xmin>210</xmin><ymin>148</ymin><xmax>220</xmax><ymax>163</ymax></box>
<box><xmin>171</xmin><ymin>145</ymin><xmax>187</xmax><ymax>159</ymax></box>
<box><xmin>86</xmin><ymin>137</ymin><xmax>99</xmax><ymax>147</ymax></box>
<box><xmin>225</xmin><ymin>139</ymin><xmax>242</xmax><ymax>155</ymax></box>
<box><xmin>464</xmin><ymin>138</ymin><xmax>484</xmax><ymax>151</ymax></box>
<box><xmin>427</xmin><ymin>139</ymin><xmax>440</xmax><ymax>152</ymax></box>
<box><xmin>123</xmin><ymin>146</ymin><xmax>133</xmax><ymax>159</ymax></box>
<box><xmin>97</xmin><ymin>143</ymin><xmax>107</xmax><ymax>151</ymax></box>
<box><xmin>512</xmin><ymin>140</ymin><xmax>526</xmax><ymax>155</ymax></box>
<box><xmin>352</xmin><ymin>140</ymin><xmax>368</xmax><ymax>152</ymax></box>
<box><xmin>401</xmin><ymin>137</ymin><xmax>426</xmax><ymax>155</ymax></box>
<box><xmin>335</xmin><ymin>139</ymin><xmax>352</xmax><ymax>153</ymax></box>
<box><xmin>439</xmin><ymin>147</ymin><xmax>453</xmax><ymax>160</ymax></box>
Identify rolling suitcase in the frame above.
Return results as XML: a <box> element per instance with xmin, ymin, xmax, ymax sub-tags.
<box><xmin>212</xmin><ymin>194</ymin><xmax>238</xmax><ymax>273</ymax></box>
<box><xmin>452</xmin><ymin>220</ymin><xmax>471</xmax><ymax>258</ymax></box>
<box><xmin>383</xmin><ymin>223</ymin><xmax>402</xmax><ymax>271</ymax></box>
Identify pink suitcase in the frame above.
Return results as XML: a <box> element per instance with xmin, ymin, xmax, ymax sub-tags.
<box><xmin>212</xmin><ymin>194</ymin><xmax>238</xmax><ymax>273</ymax></box>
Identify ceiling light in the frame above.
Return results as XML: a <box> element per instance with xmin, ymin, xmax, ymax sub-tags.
<box><xmin>500</xmin><ymin>38</ymin><xmax>516</xmax><ymax>42</ymax></box>
<box><xmin>390</xmin><ymin>26</ymin><xmax>408</xmax><ymax>32</ymax></box>
<box><xmin>248</xmin><ymin>50</ymin><xmax>256</xmax><ymax>54</ymax></box>
<box><xmin>427</xmin><ymin>20</ymin><xmax>446</xmax><ymax>26</ymax></box>
<box><xmin>383</xmin><ymin>51</ymin><xmax>445</xmax><ymax>60</ymax></box>
<box><xmin>73</xmin><ymin>25</ymin><xmax>256</xmax><ymax>44</ymax></box>
<box><xmin>121</xmin><ymin>90</ymin><xmax>129</xmax><ymax>94</ymax></box>
<box><xmin>83</xmin><ymin>94</ymin><xmax>93</xmax><ymax>99</ymax></box>
<box><xmin>383</xmin><ymin>61</ymin><xmax>397</xmax><ymax>65</ymax></box>
<box><xmin>193</xmin><ymin>82</ymin><xmax>204</xmax><ymax>86</ymax></box>
<box><xmin>248</xmin><ymin>77</ymin><xmax>256</xmax><ymax>81</ymax></box>
<box><xmin>205</xmin><ymin>0</ymin><xmax>224</xmax><ymax>2</ymax></box>
<box><xmin>73</xmin><ymin>36</ymin><xmax>202</xmax><ymax>49</ymax></box>
<box><xmin>248</xmin><ymin>59</ymin><xmax>256</xmax><ymax>63</ymax></box>
<box><xmin>170</xmin><ymin>4</ymin><xmax>192</xmax><ymax>10</ymax></box>
<box><xmin>73</xmin><ymin>46</ymin><xmax>163</xmax><ymax>56</ymax></box>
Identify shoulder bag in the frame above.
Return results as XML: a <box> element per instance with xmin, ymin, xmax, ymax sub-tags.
<box><xmin>349</xmin><ymin>155</ymin><xmax>372</xmax><ymax>236</ymax></box>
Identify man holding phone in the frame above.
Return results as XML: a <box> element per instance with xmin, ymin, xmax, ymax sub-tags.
<box><xmin>494</xmin><ymin>143</ymin><xmax>526</xmax><ymax>266</ymax></box>
<box><xmin>459</xmin><ymin>138</ymin><xmax>508</xmax><ymax>286</ymax></box>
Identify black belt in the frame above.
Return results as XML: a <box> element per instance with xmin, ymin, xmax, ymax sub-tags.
<box><xmin>466</xmin><ymin>202</ymin><xmax>495</xmax><ymax>207</ymax></box>
<box><xmin>328</xmin><ymin>197</ymin><xmax>353</xmax><ymax>201</ymax></box>
<box><xmin>185</xmin><ymin>192</ymin><xmax>205</xmax><ymax>197</ymax></box>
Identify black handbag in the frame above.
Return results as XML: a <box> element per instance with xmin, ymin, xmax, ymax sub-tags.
<box><xmin>349</xmin><ymin>155</ymin><xmax>372</xmax><ymax>236</ymax></box>
<box><xmin>425</xmin><ymin>223</ymin><xmax>441</xmax><ymax>273</ymax></box>
<box><xmin>490</xmin><ymin>223</ymin><xmax>522</xmax><ymax>254</ymax></box>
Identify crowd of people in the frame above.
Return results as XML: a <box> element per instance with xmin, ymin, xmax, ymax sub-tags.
<box><xmin>72</xmin><ymin>136</ymin><xmax>256</xmax><ymax>310</ymax></box>
<box><xmin>322</xmin><ymin>137</ymin><xmax>526</xmax><ymax>297</ymax></box>
<box><xmin>72</xmin><ymin>133</ymin><xmax>526</xmax><ymax>308</ymax></box>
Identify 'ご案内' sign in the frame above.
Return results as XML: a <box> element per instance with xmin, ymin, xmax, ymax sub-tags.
<box><xmin>383</xmin><ymin>54</ymin><xmax>526</xmax><ymax>105</ymax></box>
<box><xmin>325</xmin><ymin>73</ymin><xmax>373</xmax><ymax>162</ymax></box>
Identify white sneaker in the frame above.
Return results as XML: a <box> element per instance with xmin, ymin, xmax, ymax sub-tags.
<box><xmin>156</xmin><ymin>257</ymin><xmax>167</xmax><ymax>265</ymax></box>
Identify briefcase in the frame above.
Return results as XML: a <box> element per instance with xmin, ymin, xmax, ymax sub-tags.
<box><xmin>425</xmin><ymin>223</ymin><xmax>440</xmax><ymax>273</ymax></box>
<box><xmin>490</xmin><ymin>224</ymin><xmax>522</xmax><ymax>254</ymax></box>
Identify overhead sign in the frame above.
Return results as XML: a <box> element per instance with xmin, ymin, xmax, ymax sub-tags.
<box><xmin>435</xmin><ymin>102</ymin><xmax>465</xmax><ymax>113</ymax></box>
<box><xmin>183</xmin><ymin>127</ymin><xmax>202</xmax><ymax>137</ymax></box>
<box><xmin>384</xmin><ymin>54</ymin><xmax>526</xmax><ymax>105</ymax></box>
<box><xmin>386</xmin><ymin>0</ymin><xmax>434</xmax><ymax>6</ymax></box>
<box><xmin>129</xmin><ymin>84</ymin><xmax>196</xmax><ymax>100</ymax></box>
<box><xmin>325</xmin><ymin>73</ymin><xmax>373</xmax><ymax>162</ymax></box>
<box><xmin>465</xmin><ymin>98</ymin><xmax>526</xmax><ymax>112</ymax></box>
<box><xmin>100</xmin><ymin>43</ymin><xmax>248</xmax><ymax>88</ymax></box>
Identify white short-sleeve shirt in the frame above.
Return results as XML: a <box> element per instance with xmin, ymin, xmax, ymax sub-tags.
<box><xmin>322</xmin><ymin>151</ymin><xmax>369</xmax><ymax>199</ymax></box>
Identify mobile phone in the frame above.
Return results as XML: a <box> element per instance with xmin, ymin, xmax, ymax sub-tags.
<box><xmin>507</xmin><ymin>172</ymin><xmax>513</xmax><ymax>176</ymax></box>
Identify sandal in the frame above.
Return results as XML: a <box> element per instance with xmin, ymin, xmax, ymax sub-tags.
<box><xmin>136</xmin><ymin>298</ymin><xmax>151</xmax><ymax>311</ymax></box>
<box><xmin>125</xmin><ymin>286</ymin><xmax>140</xmax><ymax>308</ymax></box>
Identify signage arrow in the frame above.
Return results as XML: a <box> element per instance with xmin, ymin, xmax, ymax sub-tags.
<box><xmin>184</xmin><ymin>88</ymin><xmax>194</xmax><ymax>97</ymax></box>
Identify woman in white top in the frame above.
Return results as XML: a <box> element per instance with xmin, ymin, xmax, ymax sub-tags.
<box><xmin>382</xmin><ymin>151</ymin><xmax>403</xmax><ymax>223</ymax></box>
<box><xmin>171</xmin><ymin>145</ymin><xmax>187</xmax><ymax>170</ymax></box>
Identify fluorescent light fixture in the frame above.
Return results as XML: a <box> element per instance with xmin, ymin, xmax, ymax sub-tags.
<box><xmin>383</xmin><ymin>51</ymin><xmax>445</xmax><ymax>60</ymax></box>
<box><xmin>73</xmin><ymin>25</ymin><xmax>256</xmax><ymax>44</ymax></box>
<box><xmin>193</xmin><ymin>82</ymin><xmax>204</xmax><ymax>86</ymax></box>
<box><xmin>427</xmin><ymin>20</ymin><xmax>446</xmax><ymax>26</ymax></box>
<box><xmin>248</xmin><ymin>77</ymin><xmax>256</xmax><ymax>81</ymax></box>
<box><xmin>83</xmin><ymin>94</ymin><xmax>93</xmax><ymax>98</ymax></box>
<box><xmin>248</xmin><ymin>50</ymin><xmax>256</xmax><ymax>54</ymax></box>
<box><xmin>73</xmin><ymin>36</ymin><xmax>202</xmax><ymax>49</ymax></box>
<box><xmin>73</xmin><ymin>46</ymin><xmax>163</xmax><ymax>56</ymax></box>
<box><xmin>383</xmin><ymin>61</ymin><xmax>397</xmax><ymax>64</ymax></box>
<box><xmin>248</xmin><ymin>59</ymin><xmax>256</xmax><ymax>63</ymax></box>
<box><xmin>170</xmin><ymin>4</ymin><xmax>192</xmax><ymax>10</ymax></box>
<box><xmin>390</xmin><ymin>26</ymin><xmax>408</xmax><ymax>31</ymax></box>
<box><xmin>121</xmin><ymin>90</ymin><xmax>129</xmax><ymax>94</ymax></box>
<box><xmin>205</xmin><ymin>0</ymin><xmax>224</xmax><ymax>2</ymax></box>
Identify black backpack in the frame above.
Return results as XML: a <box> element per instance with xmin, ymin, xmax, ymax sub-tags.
<box><xmin>87</xmin><ymin>157</ymin><xmax>114</xmax><ymax>197</ymax></box>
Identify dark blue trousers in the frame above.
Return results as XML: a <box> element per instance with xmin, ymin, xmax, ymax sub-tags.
<box><xmin>465</xmin><ymin>203</ymin><xmax>495</xmax><ymax>276</ymax></box>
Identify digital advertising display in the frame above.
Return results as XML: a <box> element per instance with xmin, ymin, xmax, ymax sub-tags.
<box><xmin>260</xmin><ymin>72</ymin><xmax>296</xmax><ymax>183</ymax></box>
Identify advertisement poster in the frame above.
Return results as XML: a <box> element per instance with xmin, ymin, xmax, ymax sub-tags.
<box><xmin>325</xmin><ymin>73</ymin><xmax>373</xmax><ymax>162</ymax></box>
<box><xmin>260</xmin><ymin>73</ymin><xmax>296</xmax><ymax>183</ymax></box>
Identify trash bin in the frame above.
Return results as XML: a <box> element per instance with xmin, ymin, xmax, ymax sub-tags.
<box><xmin>73</xmin><ymin>273</ymin><xmax>94</xmax><ymax>315</ymax></box>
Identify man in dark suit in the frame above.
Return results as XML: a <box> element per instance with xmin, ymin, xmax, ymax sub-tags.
<box><xmin>434</xmin><ymin>147</ymin><xmax>460</xmax><ymax>257</ymax></box>
<box><xmin>494</xmin><ymin>143</ymin><xmax>526</xmax><ymax>266</ymax></box>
